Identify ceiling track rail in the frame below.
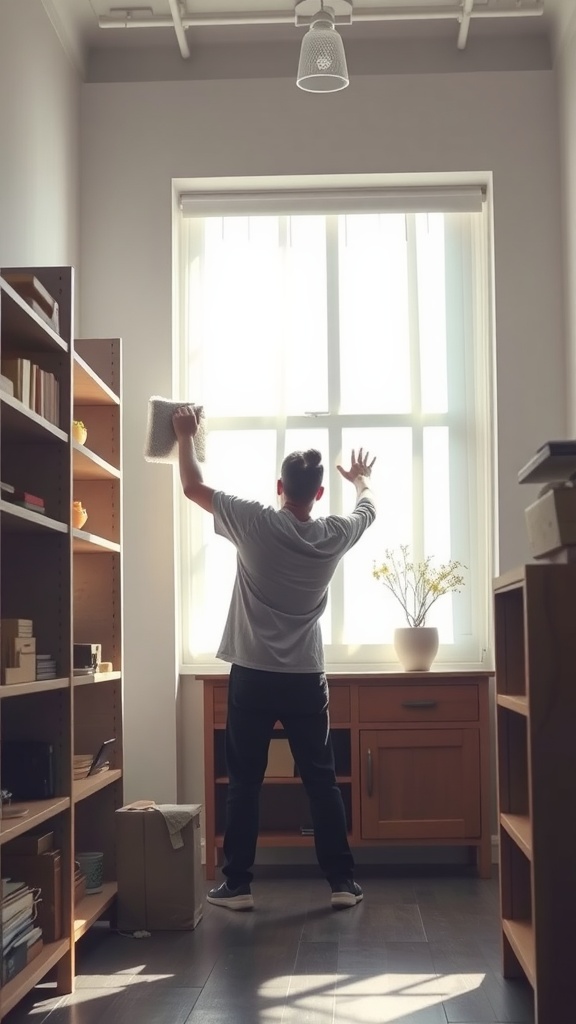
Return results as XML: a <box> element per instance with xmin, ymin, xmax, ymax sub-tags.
<box><xmin>100</xmin><ymin>1</ymin><xmax>545</xmax><ymax>58</ymax></box>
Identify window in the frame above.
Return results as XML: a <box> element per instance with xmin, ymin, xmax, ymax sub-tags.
<box><xmin>177</xmin><ymin>190</ymin><xmax>493</xmax><ymax>670</ymax></box>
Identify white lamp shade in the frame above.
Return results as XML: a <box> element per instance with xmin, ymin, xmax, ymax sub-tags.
<box><xmin>297</xmin><ymin>17</ymin><xmax>349</xmax><ymax>93</ymax></box>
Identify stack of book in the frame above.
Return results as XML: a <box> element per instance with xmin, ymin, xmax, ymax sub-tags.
<box><xmin>0</xmin><ymin>357</ymin><xmax>60</xmax><ymax>427</ymax></box>
<box><xmin>35</xmin><ymin>655</ymin><xmax>57</xmax><ymax>681</ymax></box>
<box><xmin>73</xmin><ymin>753</ymin><xmax>110</xmax><ymax>781</ymax></box>
<box><xmin>1</xmin><ymin>620</ymin><xmax>36</xmax><ymax>686</ymax></box>
<box><xmin>73</xmin><ymin>755</ymin><xmax>94</xmax><ymax>781</ymax></box>
<box><xmin>1</xmin><ymin>486</ymin><xmax>45</xmax><ymax>515</ymax></box>
<box><xmin>1</xmin><ymin>879</ymin><xmax>43</xmax><ymax>983</ymax></box>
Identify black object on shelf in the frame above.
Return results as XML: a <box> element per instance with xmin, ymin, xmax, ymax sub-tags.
<box><xmin>1</xmin><ymin>741</ymin><xmax>55</xmax><ymax>800</ymax></box>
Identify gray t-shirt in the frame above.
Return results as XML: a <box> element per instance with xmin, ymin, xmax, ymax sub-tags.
<box><xmin>213</xmin><ymin>491</ymin><xmax>376</xmax><ymax>673</ymax></box>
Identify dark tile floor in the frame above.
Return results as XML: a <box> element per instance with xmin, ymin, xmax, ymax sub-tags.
<box><xmin>5</xmin><ymin>867</ymin><xmax>534</xmax><ymax>1024</ymax></box>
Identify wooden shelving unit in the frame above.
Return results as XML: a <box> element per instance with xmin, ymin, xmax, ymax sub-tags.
<box><xmin>494</xmin><ymin>563</ymin><xmax>576</xmax><ymax>1023</ymax></box>
<box><xmin>0</xmin><ymin>269</ymin><xmax>123</xmax><ymax>1017</ymax></box>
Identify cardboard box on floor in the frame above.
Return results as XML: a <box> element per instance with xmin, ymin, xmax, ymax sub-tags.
<box><xmin>115</xmin><ymin>802</ymin><xmax>203</xmax><ymax>931</ymax></box>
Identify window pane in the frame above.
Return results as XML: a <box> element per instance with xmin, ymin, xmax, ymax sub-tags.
<box><xmin>339</xmin><ymin>214</ymin><xmax>411</xmax><ymax>413</ymax></box>
<box><xmin>341</xmin><ymin>427</ymin><xmax>413</xmax><ymax>644</ymax></box>
<box><xmin>198</xmin><ymin>218</ymin><xmax>284</xmax><ymax>417</ymax></box>
<box><xmin>285</xmin><ymin>217</ymin><xmax>328</xmax><ymax>414</ymax></box>
<box><xmin>417</xmin><ymin>213</ymin><xmax>448</xmax><ymax>414</ymax></box>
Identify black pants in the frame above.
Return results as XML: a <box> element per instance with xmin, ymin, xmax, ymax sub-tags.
<box><xmin>222</xmin><ymin>663</ymin><xmax>355</xmax><ymax>887</ymax></box>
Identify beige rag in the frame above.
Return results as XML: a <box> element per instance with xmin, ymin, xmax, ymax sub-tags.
<box><xmin>154</xmin><ymin>804</ymin><xmax>195</xmax><ymax>849</ymax></box>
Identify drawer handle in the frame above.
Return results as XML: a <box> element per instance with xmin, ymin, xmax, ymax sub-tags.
<box><xmin>367</xmin><ymin>748</ymin><xmax>373</xmax><ymax>798</ymax></box>
<box><xmin>401</xmin><ymin>700</ymin><xmax>438</xmax><ymax>709</ymax></box>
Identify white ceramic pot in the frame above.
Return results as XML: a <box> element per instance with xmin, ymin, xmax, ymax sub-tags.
<box><xmin>393</xmin><ymin>626</ymin><xmax>439</xmax><ymax>672</ymax></box>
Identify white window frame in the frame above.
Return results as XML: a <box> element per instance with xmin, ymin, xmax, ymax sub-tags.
<box><xmin>175</xmin><ymin>181</ymin><xmax>495</xmax><ymax>674</ymax></box>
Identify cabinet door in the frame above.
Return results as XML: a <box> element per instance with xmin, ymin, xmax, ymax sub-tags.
<box><xmin>360</xmin><ymin>729</ymin><xmax>481</xmax><ymax>840</ymax></box>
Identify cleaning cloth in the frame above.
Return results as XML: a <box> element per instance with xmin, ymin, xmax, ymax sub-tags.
<box><xmin>144</xmin><ymin>396</ymin><xmax>206</xmax><ymax>463</ymax></box>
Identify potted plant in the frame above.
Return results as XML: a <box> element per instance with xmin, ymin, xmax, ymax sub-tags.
<box><xmin>372</xmin><ymin>545</ymin><xmax>465</xmax><ymax>670</ymax></box>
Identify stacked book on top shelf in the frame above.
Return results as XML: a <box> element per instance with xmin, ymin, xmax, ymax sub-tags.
<box><xmin>1</xmin><ymin>879</ymin><xmax>43</xmax><ymax>984</ymax></box>
<box><xmin>0</xmin><ymin>357</ymin><xmax>60</xmax><ymax>427</ymax></box>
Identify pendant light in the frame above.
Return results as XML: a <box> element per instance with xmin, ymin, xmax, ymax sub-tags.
<box><xmin>296</xmin><ymin>4</ymin><xmax>349</xmax><ymax>93</ymax></box>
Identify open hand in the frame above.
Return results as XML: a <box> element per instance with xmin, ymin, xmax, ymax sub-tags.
<box><xmin>336</xmin><ymin>448</ymin><xmax>376</xmax><ymax>483</ymax></box>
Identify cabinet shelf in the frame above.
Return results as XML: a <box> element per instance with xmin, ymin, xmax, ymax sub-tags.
<box><xmin>502</xmin><ymin>919</ymin><xmax>535</xmax><ymax>988</ymax></box>
<box><xmin>73</xmin><ymin>769</ymin><xmax>123</xmax><ymax>803</ymax></box>
<box><xmin>74</xmin><ymin>882</ymin><xmax>118</xmax><ymax>941</ymax></box>
<box><xmin>0</xmin><ymin>500</ymin><xmax>67</xmax><ymax>534</ymax></box>
<box><xmin>0</xmin><ymin>939</ymin><xmax>70</xmax><ymax>1017</ymax></box>
<box><xmin>0</xmin><ymin>392</ymin><xmax>67</xmax><ymax>442</ymax></box>
<box><xmin>72</xmin><ymin>529</ymin><xmax>120</xmax><ymax>554</ymax></box>
<box><xmin>0</xmin><ymin>798</ymin><xmax>70</xmax><ymax>845</ymax></box>
<box><xmin>0</xmin><ymin>276</ymin><xmax>67</xmax><ymax>354</ymax></box>
<box><xmin>0</xmin><ymin>677</ymin><xmax>69</xmax><ymax>698</ymax></box>
<box><xmin>500</xmin><ymin>812</ymin><xmax>532</xmax><ymax>859</ymax></box>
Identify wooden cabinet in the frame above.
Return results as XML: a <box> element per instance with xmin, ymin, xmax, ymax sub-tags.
<box><xmin>494</xmin><ymin>564</ymin><xmax>576</xmax><ymax>1023</ymax></box>
<box><xmin>202</xmin><ymin>671</ymin><xmax>492</xmax><ymax>880</ymax></box>
<box><xmin>0</xmin><ymin>269</ymin><xmax>123</xmax><ymax>1018</ymax></box>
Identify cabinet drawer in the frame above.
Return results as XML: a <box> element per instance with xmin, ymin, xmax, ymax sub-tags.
<box><xmin>358</xmin><ymin>684</ymin><xmax>479</xmax><ymax>723</ymax></box>
<box><xmin>212</xmin><ymin>682</ymin><xmax>351</xmax><ymax>725</ymax></box>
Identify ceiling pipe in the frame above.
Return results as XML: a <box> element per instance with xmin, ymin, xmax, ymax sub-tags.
<box><xmin>99</xmin><ymin>3</ymin><xmax>544</xmax><ymax>30</ymax></box>
<box><xmin>167</xmin><ymin>0</ymin><xmax>190</xmax><ymax>57</ymax></box>
<box><xmin>457</xmin><ymin>0</ymin><xmax>474</xmax><ymax>50</ymax></box>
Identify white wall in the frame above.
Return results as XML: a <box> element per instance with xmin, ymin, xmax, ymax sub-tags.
<box><xmin>557</xmin><ymin>14</ymin><xmax>576</xmax><ymax>432</ymax></box>
<box><xmin>0</xmin><ymin>1</ymin><xmax>80</xmax><ymax>275</ymax></box>
<box><xmin>78</xmin><ymin>71</ymin><xmax>564</xmax><ymax>804</ymax></box>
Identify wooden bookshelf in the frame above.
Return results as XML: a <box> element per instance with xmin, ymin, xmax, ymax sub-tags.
<box><xmin>0</xmin><ymin>269</ymin><xmax>123</xmax><ymax>1018</ymax></box>
<box><xmin>494</xmin><ymin>564</ymin><xmax>576</xmax><ymax>1023</ymax></box>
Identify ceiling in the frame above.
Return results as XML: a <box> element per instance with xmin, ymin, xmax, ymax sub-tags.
<box><xmin>42</xmin><ymin>0</ymin><xmax>574</xmax><ymax>74</ymax></box>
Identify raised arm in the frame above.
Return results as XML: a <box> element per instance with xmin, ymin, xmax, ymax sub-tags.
<box><xmin>336</xmin><ymin>448</ymin><xmax>376</xmax><ymax>508</ymax></box>
<box><xmin>173</xmin><ymin>406</ymin><xmax>215</xmax><ymax>514</ymax></box>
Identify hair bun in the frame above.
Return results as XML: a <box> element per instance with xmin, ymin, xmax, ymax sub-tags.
<box><xmin>304</xmin><ymin>449</ymin><xmax>322</xmax><ymax>468</ymax></box>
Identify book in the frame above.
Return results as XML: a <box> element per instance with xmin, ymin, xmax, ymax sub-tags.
<box><xmin>2</xmin><ymin>890</ymin><xmax>34</xmax><ymax>926</ymax></box>
<box><xmin>6</xmin><ymin>491</ymin><xmax>44</xmax><ymax>507</ymax></box>
<box><xmin>6</xmin><ymin>832</ymin><xmax>54</xmax><ymax>856</ymax></box>
<box><xmin>518</xmin><ymin>440</ymin><xmax>576</xmax><ymax>485</ymax></box>
<box><xmin>0</xmin><ymin>373</ymin><xmax>14</xmax><ymax>397</ymax></box>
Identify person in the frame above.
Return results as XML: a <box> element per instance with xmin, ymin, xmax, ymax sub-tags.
<box><xmin>173</xmin><ymin>405</ymin><xmax>376</xmax><ymax>912</ymax></box>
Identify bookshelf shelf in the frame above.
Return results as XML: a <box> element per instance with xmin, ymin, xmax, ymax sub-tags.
<box><xmin>74</xmin><ymin>883</ymin><xmax>118</xmax><ymax>941</ymax></box>
<box><xmin>0</xmin><ymin>501</ymin><xmax>67</xmax><ymax>534</ymax></box>
<box><xmin>496</xmin><ymin>694</ymin><xmax>528</xmax><ymax>716</ymax></box>
<box><xmin>73</xmin><ymin>353</ymin><xmax>119</xmax><ymax>407</ymax></box>
<box><xmin>72</xmin><ymin>444</ymin><xmax>120</xmax><ymax>482</ymax></box>
<box><xmin>0</xmin><ymin>798</ymin><xmax>71</xmax><ymax>845</ymax></box>
<box><xmin>0</xmin><ymin>272</ymin><xmax>123</xmax><ymax>1017</ymax></box>
<box><xmin>502</xmin><ymin>919</ymin><xmax>535</xmax><ymax>987</ymax></box>
<box><xmin>73</xmin><ymin>769</ymin><xmax>123</xmax><ymax>804</ymax></box>
<box><xmin>0</xmin><ymin>677</ymin><xmax>70</xmax><ymax>698</ymax></box>
<box><xmin>0</xmin><ymin>939</ymin><xmax>70</xmax><ymax>1017</ymax></box>
<box><xmin>0</xmin><ymin>277</ymin><xmax>68</xmax><ymax>355</ymax></box>
<box><xmin>72</xmin><ymin>530</ymin><xmax>120</xmax><ymax>554</ymax></box>
<box><xmin>73</xmin><ymin>671</ymin><xmax>122</xmax><ymax>688</ymax></box>
<box><xmin>500</xmin><ymin>812</ymin><xmax>532</xmax><ymax>859</ymax></box>
<box><xmin>0</xmin><ymin>393</ymin><xmax>68</xmax><ymax>443</ymax></box>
